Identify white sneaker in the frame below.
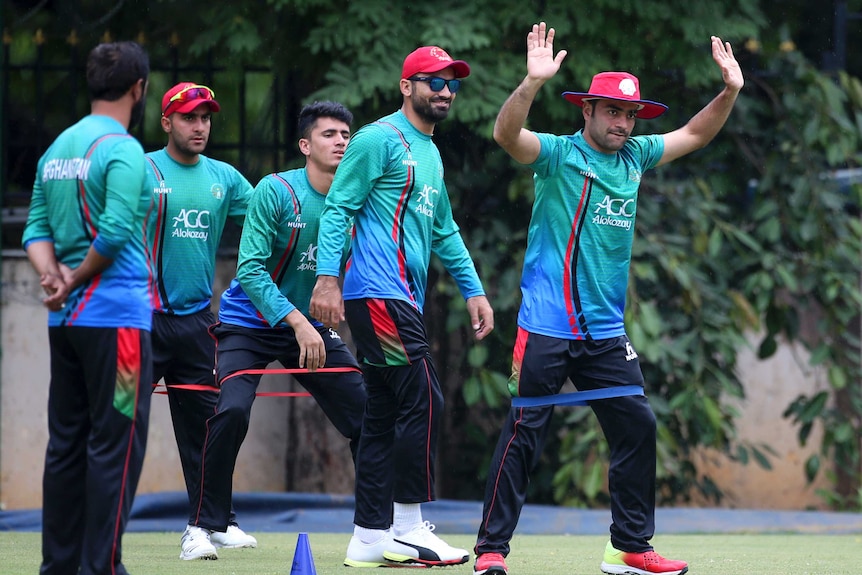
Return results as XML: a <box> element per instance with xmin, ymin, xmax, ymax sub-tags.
<box><xmin>384</xmin><ymin>521</ymin><xmax>469</xmax><ymax>566</ymax></box>
<box><xmin>210</xmin><ymin>524</ymin><xmax>258</xmax><ymax>549</ymax></box>
<box><xmin>344</xmin><ymin>531</ymin><xmax>423</xmax><ymax>568</ymax></box>
<box><xmin>180</xmin><ymin>525</ymin><xmax>218</xmax><ymax>560</ymax></box>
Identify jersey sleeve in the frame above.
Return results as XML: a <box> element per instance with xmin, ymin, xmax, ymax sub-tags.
<box><xmin>92</xmin><ymin>137</ymin><xmax>147</xmax><ymax>259</ymax></box>
<box><xmin>529</xmin><ymin>132</ymin><xmax>566</xmax><ymax>179</ymax></box>
<box><xmin>632</xmin><ymin>134</ymin><xmax>665</xmax><ymax>170</ymax></box>
<box><xmin>228</xmin><ymin>168</ymin><xmax>254</xmax><ymax>225</ymax></box>
<box><xmin>317</xmin><ymin>125</ymin><xmax>389</xmax><ymax>277</ymax></box>
<box><xmin>22</xmin><ymin>158</ymin><xmax>53</xmax><ymax>248</ymax></box>
<box><xmin>235</xmin><ymin>176</ymin><xmax>296</xmax><ymax>326</ymax></box>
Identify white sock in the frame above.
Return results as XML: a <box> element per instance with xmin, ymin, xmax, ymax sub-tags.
<box><xmin>355</xmin><ymin>525</ymin><xmax>387</xmax><ymax>545</ymax></box>
<box><xmin>392</xmin><ymin>502</ymin><xmax>422</xmax><ymax>535</ymax></box>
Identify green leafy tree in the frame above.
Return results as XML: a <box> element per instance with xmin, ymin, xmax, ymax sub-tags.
<box><xmin>5</xmin><ymin>0</ymin><xmax>862</xmax><ymax>508</ymax></box>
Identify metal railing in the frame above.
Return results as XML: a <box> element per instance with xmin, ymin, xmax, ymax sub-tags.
<box><xmin>2</xmin><ymin>27</ymin><xmax>304</xmax><ymax>255</ymax></box>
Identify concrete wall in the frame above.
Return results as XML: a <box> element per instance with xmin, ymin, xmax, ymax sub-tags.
<box><xmin>691</xmin><ymin>338</ymin><xmax>831</xmax><ymax>508</ymax></box>
<box><xmin>0</xmin><ymin>256</ymin><xmax>355</xmax><ymax>510</ymax></box>
<box><xmin>0</xmin><ymin>256</ymin><xmax>832</xmax><ymax>511</ymax></box>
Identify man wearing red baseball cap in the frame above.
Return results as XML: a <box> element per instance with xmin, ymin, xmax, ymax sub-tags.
<box><xmin>310</xmin><ymin>45</ymin><xmax>494</xmax><ymax>568</ymax></box>
<box><xmin>145</xmin><ymin>81</ymin><xmax>256</xmax><ymax>560</ymax></box>
<box><xmin>472</xmin><ymin>22</ymin><xmax>744</xmax><ymax>575</ymax></box>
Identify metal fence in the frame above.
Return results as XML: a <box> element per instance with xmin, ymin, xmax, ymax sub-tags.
<box><xmin>1</xmin><ymin>28</ymin><xmax>305</xmax><ymax>255</ymax></box>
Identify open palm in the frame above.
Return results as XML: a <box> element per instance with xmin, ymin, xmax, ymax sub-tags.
<box><xmin>711</xmin><ymin>36</ymin><xmax>744</xmax><ymax>92</ymax></box>
<box><xmin>526</xmin><ymin>22</ymin><xmax>567</xmax><ymax>81</ymax></box>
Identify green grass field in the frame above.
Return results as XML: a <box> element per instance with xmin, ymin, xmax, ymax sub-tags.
<box><xmin>1</xmin><ymin>532</ymin><xmax>859</xmax><ymax>574</ymax></box>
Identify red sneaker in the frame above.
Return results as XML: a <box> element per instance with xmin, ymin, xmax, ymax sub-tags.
<box><xmin>474</xmin><ymin>552</ymin><xmax>508</xmax><ymax>575</ymax></box>
<box><xmin>600</xmin><ymin>541</ymin><xmax>688</xmax><ymax>575</ymax></box>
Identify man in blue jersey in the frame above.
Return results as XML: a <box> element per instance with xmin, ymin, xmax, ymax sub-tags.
<box><xmin>472</xmin><ymin>22</ymin><xmax>744</xmax><ymax>575</ymax></box>
<box><xmin>145</xmin><ymin>81</ymin><xmax>257</xmax><ymax>560</ymax></box>
<box><xmin>310</xmin><ymin>48</ymin><xmax>495</xmax><ymax>568</ymax></box>
<box><xmin>23</xmin><ymin>41</ymin><xmax>152</xmax><ymax>575</ymax></box>
<box><xmin>188</xmin><ymin>101</ymin><xmax>367</xmax><ymax>551</ymax></box>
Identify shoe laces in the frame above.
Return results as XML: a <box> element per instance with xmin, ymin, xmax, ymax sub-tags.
<box><xmin>184</xmin><ymin>527</ymin><xmax>210</xmax><ymax>543</ymax></box>
<box><xmin>642</xmin><ymin>551</ymin><xmax>662</xmax><ymax>567</ymax></box>
<box><xmin>407</xmin><ymin>521</ymin><xmax>443</xmax><ymax>543</ymax></box>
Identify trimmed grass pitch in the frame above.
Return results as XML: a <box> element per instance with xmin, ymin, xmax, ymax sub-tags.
<box><xmin>1</xmin><ymin>532</ymin><xmax>860</xmax><ymax>574</ymax></box>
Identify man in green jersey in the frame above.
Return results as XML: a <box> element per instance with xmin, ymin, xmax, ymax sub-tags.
<box><xmin>189</xmin><ymin>101</ymin><xmax>367</xmax><ymax>549</ymax></box>
<box><xmin>145</xmin><ymin>82</ymin><xmax>256</xmax><ymax>560</ymax></box>
<box><xmin>311</xmin><ymin>46</ymin><xmax>494</xmax><ymax>568</ymax></box>
<box><xmin>23</xmin><ymin>40</ymin><xmax>152</xmax><ymax>575</ymax></box>
<box><xmin>472</xmin><ymin>22</ymin><xmax>743</xmax><ymax>575</ymax></box>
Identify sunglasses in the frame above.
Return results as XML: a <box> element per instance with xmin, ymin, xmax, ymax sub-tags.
<box><xmin>163</xmin><ymin>84</ymin><xmax>215</xmax><ymax>113</ymax></box>
<box><xmin>408</xmin><ymin>76</ymin><xmax>461</xmax><ymax>93</ymax></box>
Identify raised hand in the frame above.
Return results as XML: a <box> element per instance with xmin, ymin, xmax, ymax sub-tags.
<box><xmin>526</xmin><ymin>22</ymin><xmax>567</xmax><ymax>82</ymax></box>
<box><xmin>711</xmin><ymin>36</ymin><xmax>744</xmax><ymax>93</ymax></box>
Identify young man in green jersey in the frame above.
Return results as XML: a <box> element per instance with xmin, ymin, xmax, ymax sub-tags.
<box><xmin>310</xmin><ymin>47</ymin><xmax>494</xmax><ymax>568</ymax></box>
<box><xmin>23</xmin><ymin>40</ymin><xmax>153</xmax><ymax>575</ymax></box>
<box><xmin>472</xmin><ymin>22</ymin><xmax>743</xmax><ymax>575</ymax></box>
<box><xmin>189</xmin><ymin>101</ymin><xmax>367</xmax><ymax>552</ymax></box>
<box><xmin>145</xmin><ymin>82</ymin><xmax>257</xmax><ymax>560</ymax></box>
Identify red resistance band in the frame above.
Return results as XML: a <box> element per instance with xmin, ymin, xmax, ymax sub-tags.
<box><xmin>152</xmin><ymin>366</ymin><xmax>362</xmax><ymax>397</ymax></box>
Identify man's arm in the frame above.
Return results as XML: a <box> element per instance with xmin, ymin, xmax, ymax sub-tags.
<box><xmin>657</xmin><ymin>36</ymin><xmax>744</xmax><ymax>166</ymax></box>
<box><xmin>38</xmin><ymin>246</ymin><xmax>114</xmax><ymax>310</ymax></box>
<box><xmin>494</xmin><ymin>22</ymin><xmax>567</xmax><ymax>165</ymax></box>
<box><xmin>25</xmin><ymin>240</ymin><xmax>68</xmax><ymax>310</ymax></box>
<box><xmin>282</xmin><ymin>309</ymin><xmax>326</xmax><ymax>371</ymax></box>
<box><xmin>235</xmin><ymin>179</ymin><xmax>299</xmax><ymax>326</ymax></box>
<box><xmin>62</xmin><ymin>246</ymin><xmax>114</xmax><ymax>291</ymax></box>
<box><xmin>309</xmin><ymin>275</ymin><xmax>344</xmax><ymax>329</ymax></box>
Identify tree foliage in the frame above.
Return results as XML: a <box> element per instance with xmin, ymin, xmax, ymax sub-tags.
<box><xmin>4</xmin><ymin>0</ymin><xmax>862</xmax><ymax>509</ymax></box>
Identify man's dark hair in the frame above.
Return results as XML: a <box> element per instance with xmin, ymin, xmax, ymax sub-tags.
<box><xmin>297</xmin><ymin>101</ymin><xmax>353</xmax><ymax>139</ymax></box>
<box><xmin>86</xmin><ymin>41</ymin><xmax>149</xmax><ymax>102</ymax></box>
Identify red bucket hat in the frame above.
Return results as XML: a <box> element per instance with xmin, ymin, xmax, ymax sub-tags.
<box><xmin>161</xmin><ymin>82</ymin><xmax>221</xmax><ymax>117</ymax></box>
<box><xmin>562</xmin><ymin>72</ymin><xmax>667</xmax><ymax>119</ymax></box>
<box><xmin>401</xmin><ymin>46</ymin><xmax>470</xmax><ymax>79</ymax></box>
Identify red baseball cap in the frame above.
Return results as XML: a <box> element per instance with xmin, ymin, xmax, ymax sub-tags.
<box><xmin>161</xmin><ymin>82</ymin><xmax>221</xmax><ymax>117</ymax></box>
<box><xmin>562</xmin><ymin>72</ymin><xmax>667</xmax><ymax>119</ymax></box>
<box><xmin>401</xmin><ymin>46</ymin><xmax>470</xmax><ymax>80</ymax></box>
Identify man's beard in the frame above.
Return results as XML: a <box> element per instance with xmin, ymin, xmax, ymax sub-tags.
<box><xmin>129</xmin><ymin>96</ymin><xmax>146</xmax><ymax>131</ymax></box>
<box><xmin>410</xmin><ymin>93</ymin><xmax>450</xmax><ymax>124</ymax></box>
<box><xmin>174</xmin><ymin>136</ymin><xmax>207</xmax><ymax>157</ymax></box>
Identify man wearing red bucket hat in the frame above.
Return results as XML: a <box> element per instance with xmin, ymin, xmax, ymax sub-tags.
<box><xmin>473</xmin><ymin>22</ymin><xmax>743</xmax><ymax>575</ymax></box>
<box><xmin>145</xmin><ymin>81</ymin><xmax>256</xmax><ymax>560</ymax></box>
<box><xmin>310</xmin><ymin>45</ymin><xmax>494</xmax><ymax>568</ymax></box>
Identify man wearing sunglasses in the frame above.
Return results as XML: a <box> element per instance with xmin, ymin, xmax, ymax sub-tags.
<box><xmin>310</xmin><ymin>46</ymin><xmax>495</xmax><ymax>568</ymax></box>
<box><xmin>144</xmin><ymin>81</ymin><xmax>256</xmax><ymax>560</ymax></box>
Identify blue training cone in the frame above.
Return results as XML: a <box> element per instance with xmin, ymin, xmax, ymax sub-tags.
<box><xmin>290</xmin><ymin>532</ymin><xmax>317</xmax><ymax>575</ymax></box>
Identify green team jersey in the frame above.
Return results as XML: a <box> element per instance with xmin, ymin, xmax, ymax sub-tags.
<box><xmin>218</xmin><ymin>168</ymin><xmax>349</xmax><ymax>328</ymax></box>
<box><xmin>145</xmin><ymin>148</ymin><xmax>253</xmax><ymax>315</ymax></box>
<box><xmin>522</xmin><ymin>130</ymin><xmax>664</xmax><ymax>339</ymax></box>
<box><xmin>316</xmin><ymin>110</ymin><xmax>484</xmax><ymax>311</ymax></box>
<box><xmin>22</xmin><ymin>114</ymin><xmax>152</xmax><ymax>329</ymax></box>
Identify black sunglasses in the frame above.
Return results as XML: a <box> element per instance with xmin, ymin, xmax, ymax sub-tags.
<box><xmin>408</xmin><ymin>76</ymin><xmax>462</xmax><ymax>93</ymax></box>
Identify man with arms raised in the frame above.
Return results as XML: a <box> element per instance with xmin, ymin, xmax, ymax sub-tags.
<box><xmin>473</xmin><ymin>22</ymin><xmax>743</xmax><ymax>575</ymax></box>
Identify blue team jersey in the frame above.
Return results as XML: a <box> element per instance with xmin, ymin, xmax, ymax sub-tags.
<box><xmin>145</xmin><ymin>148</ymin><xmax>252</xmax><ymax>315</ymax></box>
<box><xmin>519</xmin><ymin>130</ymin><xmax>664</xmax><ymax>340</ymax></box>
<box><xmin>316</xmin><ymin>110</ymin><xmax>484</xmax><ymax>311</ymax></box>
<box><xmin>23</xmin><ymin>115</ymin><xmax>152</xmax><ymax>329</ymax></box>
